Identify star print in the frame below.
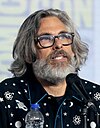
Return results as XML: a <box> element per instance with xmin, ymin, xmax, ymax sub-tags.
<box><xmin>73</xmin><ymin>115</ymin><xmax>81</xmax><ymax>125</ymax></box>
<box><xmin>63</xmin><ymin>112</ymin><xmax>67</xmax><ymax>116</ymax></box>
<box><xmin>66</xmin><ymin>124</ymin><xmax>70</xmax><ymax>127</ymax></box>
<box><xmin>5</xmin><ymin>83</ymin><xmax>7</xmax><ymax>85</ymax></box>
<box><xmin>93</xmin><ymin>85</ymin><xmax>96</xmax><ymax>88</ymax></box>
<box><xmin>43</xmin><ymin>103</ymin><xmax>47</xmax><ymax>106</ymax></box>
<box><xmin>94</xmin><ymin>92</ymin><xmax>100</xmax><ymax>101</ymax></box>
<box><xmin>11</xmin><ymin>113</ymin><xmax>14</xmax><ymax>117</ymax></box>
<box><xmin>63</xmin><ymin>102</ymin><xmax>66</xmax><ymax>105</ymax></box>
<box><xmin>24</xmin><ymin>89</ymin><xmax>27</xmax><ymax>93</ymax></box>
<box><xmin>10</xmin><ymin>123</ymin><xmax>12</xmax><ymax>126</ymax></box>
<box><xmin>0</xmin><ymin>97</ymin><xmax>4</xmax><ymax>102</ymax></box>
<box><xmin>89</xmin><ymin>92</ymin><xmax>92</xmax><ymax>95</ymax></box>
<box><xmin>13</xmin><ymin>83</ymin><xmax>16</xmax><ymax>86</ymax></box>
<box><xmin>45</xmin><ymin>112</ymin><xmax>49</xmax><ymax>116</ymax></box>
<box><xmin>18</xmin><ymin>91</ymin><xmax>21</xmax><ymax>95</ymax></box>
<box><xmin>48</xmin><ymin>96</ymin><xmax>51</xmax><ymax>99</ymax></box>
<box><xmin>5</xmin><ymin>106</ymin><xmax>7</xmax><ymax>109</ymax></box>
<box><xmin>45</xmin><ymin>124</ymin><xmax>49</xmax><ymax>127</ymax></box>
<box><xmin>25</xmin><ymin>83</ymin><xmax>28</xmax><ymax>86</ymax></box>
<box><xmin>8</xmin><ymin>105</ymin><xmax>11</xmax><ymax>108</ymax></box>
<box><xmin>20</xmin><ymin>80</ymin><xmax>24</xmax><ymax>83</ymax></box>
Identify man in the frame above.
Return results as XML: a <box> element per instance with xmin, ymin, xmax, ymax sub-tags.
<box><xmin>0</xmin><ymin>8</ymin><xmax>100</xmax><ymax>128</ymax></box>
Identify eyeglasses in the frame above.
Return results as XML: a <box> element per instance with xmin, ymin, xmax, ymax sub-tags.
<box><xmin>35</xmin><ymin>32</ymin><xmax>74</xmax><ymax>48</ymax></box>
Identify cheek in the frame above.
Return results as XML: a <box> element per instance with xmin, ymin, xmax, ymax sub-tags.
<box><xmin>36</xmin><ymin>49</ymin><xmax>51</xmax><ymax>59</ymax></box>
<box><xmin>36</xmin><ymin>52</ymin><xmax>43</xmax><ymax>59</ymax></box>
<box><xmin>64</xmin><ymin>47</ymin><xmax>74</xmax><ymax>57</ymax></box>
<box><xmin>70</xmin><ymin>50</ymin><xmax>74</xmax><ymax>57</ymax></box>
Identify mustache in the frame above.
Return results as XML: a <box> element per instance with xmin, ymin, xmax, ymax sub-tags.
<box><xmin>46</xmin><ymin>50</ymin><xmax>71</xmax><ymax>61</ymax></box>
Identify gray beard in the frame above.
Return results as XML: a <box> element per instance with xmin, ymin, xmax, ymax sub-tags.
<box><xmin>32</xmin><ymin>57</ymin><xmax>76</xmax><ymax>85</ymax></box>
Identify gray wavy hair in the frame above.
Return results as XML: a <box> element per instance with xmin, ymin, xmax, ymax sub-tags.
<box><xmin>9</xmin><ymin>8</ymin><xmax>89</xmax><ymax>76</ymax></box>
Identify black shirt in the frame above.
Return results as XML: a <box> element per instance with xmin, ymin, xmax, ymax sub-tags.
<box><xmin>0</xmin><ymin>72</ymin><xmax>100</xmax><ymax>128</ymax></box>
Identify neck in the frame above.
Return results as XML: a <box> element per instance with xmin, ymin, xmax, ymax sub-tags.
<box><xmin>38</xmin><ymin>78</ymin><xmax>67</xmax><ymax>97</ymax></box>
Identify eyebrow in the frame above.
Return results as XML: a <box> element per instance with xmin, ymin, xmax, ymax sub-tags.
<box><xmin>59</xmin><ymin>30</ymin><xmax>69</xmax><ymax>34</ymax></box>
<box><xmin>37</xmin><ymin>31</ymin><xmax>69</xmax><ymax>37</ymax></box>
<box><xmin>37</xmin><ymin>33</ymin><xmax>51</xmax><ymax>37</ymax></box>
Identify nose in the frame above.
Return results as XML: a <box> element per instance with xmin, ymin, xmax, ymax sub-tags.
<box><xmin>52</xmin><ymin>38</ymin><xmax>63</xmax><ymax>50</ymax></box>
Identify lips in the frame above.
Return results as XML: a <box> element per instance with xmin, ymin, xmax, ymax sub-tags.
<box><xmin>54</xmin><ymin>56</ymin><xmax>63</xmax><ymax>60</ymax></box>
<box><xmin>47</xmin><ymin>50</ymin><xmax>70</xmax><ymax>63</ymax></box>
<box><xmin>52</xmin><ymin>54</ymin><xmax>67</xmax><ymax>60</ymax></box>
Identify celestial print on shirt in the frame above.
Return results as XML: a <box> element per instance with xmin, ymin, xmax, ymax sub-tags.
<box><xmin>0</xmin><ymin>75</ymin><xmax>100</xmax><ymax>128</ymax></box>
<box><xmin>15</xmin><ymin>121</ymin><xmax>22</xmax><ymax>128</ymax></box>
<box><xmin>0</xmin><ymin>97</ymin><xmax>4</xmax><ymax>102</ymax></box>
<box><xmin>94</xmin><ymin>92</ymin><xmax>100</xmax><ymax>101</ymax></box>
<box><xmin>4</xmin><ymin>91</ymin><xmax>14</xmax><ymax>100</ymax></box>
<box><xmin>69</xmin><ymin>101</ymin><xmax>73</xmax><ymax>107</ymax></box>
<box><xmin>15</xmin><ymin>100</ymin><xmax>28</xmax><ymax>111</ymax></box>
<box><xmin>73</xmin><ymin>115</ymin><xmax>81</xmax><ymax>125</ymax></box>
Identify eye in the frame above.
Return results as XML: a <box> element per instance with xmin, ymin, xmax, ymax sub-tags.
<box><xmin>59</xmin><ymin>33</ymin><xmax>71</xmax><ymax>39</ymax></box>
<box><xmin>65</xmin><ymin>33</ymin><xmax>72</xmax><ymax>39</ymax></box>
<box><xmin>38</xmin><ymin>35</ymin><xmax>51</xmax><ymax>42</ymax></box>
<box><xmin>60</xmin><ymin>34</ymin><xmax>67</xmax><ymax>39</ymax></box>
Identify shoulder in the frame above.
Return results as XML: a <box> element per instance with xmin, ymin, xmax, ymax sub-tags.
<box><xmin>0</xmin><ymin>76</ymin><xmax>28</xmax><ymax>94</ymax></box>
<box><xmin>0</xmin><ymin>76</ymin><xmax>24</xmax><ymax>83</ymax></box>
<box><xmin>81</xmin><ymin>78</ymin><xmax>100</xmax><ymax>91</ymax></box>
<box><xmin>81</xmin><ymin>78</ymin><xmax>100</xmax><ymax>106</ymax></box>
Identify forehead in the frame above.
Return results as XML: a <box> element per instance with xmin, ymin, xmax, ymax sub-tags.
<box><xmin>37</xmin><ymin>16</ymin><xmax>69</xmax><ymax>35</ymax></box>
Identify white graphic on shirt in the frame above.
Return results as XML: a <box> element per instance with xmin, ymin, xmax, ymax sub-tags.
<box><xmin>10</xmin><ymin>113</ymin><xmax>14</xmax><ymax>117</ymax></box>
<box><xmin>15</xmin><ymin>121</ymin><xmax>22</xmax><ymax>128</ymax></box>
<box><xmin>90</xmin><ymin>121</ymin><xmax>96</xmax><ymax>128</ymax></box>
<box><xmin>24</xmin><ymin>89</ymin><xmax>27</xmax><ymax>93</ymax></box>
<box><xmin>4</xmin><ymin>91</ymin><xmax>14</xmax><ymax>100</ymax></box>
<box><xmin>15</xmin><ymin>100</ymin><xmax>28</xmax><ymax>111</ymax></box>
<box><xmin>94</xmin><ymin>92</ymin><xmax>100</xmax><ymax>101</ymax></box>
<box><xmin>69</xmin><ymin>101</ymin><xmax>73</xmax><ymax>107</ymax></box>
<box><xmin>73</xmin><ymin>115</ymin><xmax>81</xmax><ymax>125</ymax></box>
<box><xmin>0</xmin><ymin>97</ymin><xmax>4</xmax><ymax>102</ymax></box>
<box><xmin>63</xmin><ymin>112</ymin><xmax>67</xmax><ymax>116</ymax></box>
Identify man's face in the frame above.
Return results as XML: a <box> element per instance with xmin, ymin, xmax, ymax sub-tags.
<box><xmin>36</xmin><ymin>16</ymin><xmax>74</xmax><ymax>62</ymax></box>
<box><xmin>32</xmin><ymin>16</ymin><xmax>76</xmax><ymax>84</ymax></box>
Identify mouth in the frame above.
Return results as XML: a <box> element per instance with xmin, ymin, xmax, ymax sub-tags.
<box><xmin>52</xmin><ymin>54</ymin><xmax>67</xmax><ymax>61</ymax></box>
<box><xmin>47</xmin><ymin>50</ymin><xmax>71</xmax><ymax>64</ymax></box>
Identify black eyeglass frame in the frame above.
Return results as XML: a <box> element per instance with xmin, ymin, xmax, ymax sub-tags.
<box><xmin>35</xmin><ymin>32</ymin><xmax>74</xmax><ymax>48</ymax></box>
